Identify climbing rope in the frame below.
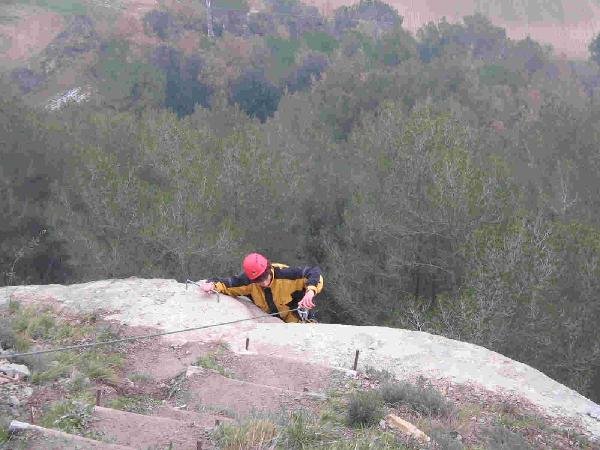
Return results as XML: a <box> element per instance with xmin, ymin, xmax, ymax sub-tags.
<box><xmin>3</xmin><ymin>284</ymin><xmax>310</xmax><ymax>359</ymax></box>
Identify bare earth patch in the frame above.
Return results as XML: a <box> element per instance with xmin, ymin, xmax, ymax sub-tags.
<box><xmin>306</xmin><ymin>0</ymin><xmax>600</xmax><ymax>59</ymax></box>
<box><xmin>0</xmin><ymin>8</ymin><xmax>64</xmax><ymax>63</ymax></box>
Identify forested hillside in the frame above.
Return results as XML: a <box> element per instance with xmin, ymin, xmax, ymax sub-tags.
<box><xmin>2</xmin><ymin>0</ymin><xmax>600</xmax><ymax>406</ymax></box>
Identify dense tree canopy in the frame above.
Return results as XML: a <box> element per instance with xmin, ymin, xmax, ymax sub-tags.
<box><xmin>2</xmin><ymin>1</ymin><xmax>600</xmax><ymax>404</ymax></box>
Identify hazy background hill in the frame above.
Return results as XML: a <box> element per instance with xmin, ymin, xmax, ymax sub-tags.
<box><xmin>306</xmin><ymin>0</ymin><xmax>600</xmax><ymax>58</ymax></box>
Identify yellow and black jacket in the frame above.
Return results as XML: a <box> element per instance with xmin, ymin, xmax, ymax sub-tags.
<box><xmin>208</xmin><ymin>263</ymin><xmax>324</xmax><ymax>323</ymax></box>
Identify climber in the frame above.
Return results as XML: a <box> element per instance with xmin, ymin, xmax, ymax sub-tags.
<box><xmin>198</xmin><ymin>252</ymin><xmax>324</xmax><ymax>323</ymax></box>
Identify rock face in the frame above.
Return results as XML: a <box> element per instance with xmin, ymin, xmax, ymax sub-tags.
<box><xmin>1</xmin><ymin>277</ymin><xmax>600</xmax><ymax>441</ymax></box>
<box><xmin>0</xmin><ymin>361</ymin><xmax>31</xmax><ymax>380</ymax></box>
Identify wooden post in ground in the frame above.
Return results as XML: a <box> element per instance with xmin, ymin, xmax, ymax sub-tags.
<box><xmin>353</xmin><ymin>350</ymin><xmax>360</xmax><ymax>370</ymax></box>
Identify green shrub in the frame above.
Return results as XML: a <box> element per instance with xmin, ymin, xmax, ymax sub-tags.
<box><xmin>429</xmin><ymin>428</ymin><xmax>465</xmax><ymax>450</ymax></box>
<box><xmin>0</xmin><ymin>317</ymin><xmax>19</xmax><ymax>350</ymax></box>
<box><xmin>4</xmin><ymin>305</ymin><xmax>81</xmax><ymax>347</ymax></box>
<box><xmin>31</xmin><ymin>352</ymin><xmax>77</xmax><ymax>384</ymax></box>
<box><xmin>40</xmin><ymin>400</ymin><xmax>92</xmax><ymax>434</ymax></box>
<box><xmin>325</xmin><ymin>431</ymin><xmax>407</xmax><ymax>449</ymax></box>
<box><xmin>24</xmin><ymin>312</ymin><xmax>55</xmax><ymax>340</ymax></box>
<box><xmin>379</xmin><ymin>380</ymin><xmax>455</xmax><ymax>417</ymax></box>
<box><xmin>106</xmin><ymin>395</ymin><xmax>161</xmax><ymax>414</ymax></box>
<box><xmin>66</xmin><ymin>371</ymin><xmax>91</xmax><ymax>394</ymax></box>
<box><xmin>0</xmin><ymin>415</ymin><xmax>9</xmax><ymax>444</ymax></box>
<box><xmin>31</xmin><ymin>350</ymin><xmax>123</xmax><ymax>384</ymax></box>
<box><xmin>194</xmin><ymin>353</ymin><xmax>230</xmax><ymax>377</ymax></box>
<box><xmin>303</xmin><ymin>31</ymin><xmax>339</xmax><ymax>55</ymax></box>
<box><xmin>213</xmin><ymin>418</ymin><xmax>278</xmax><ymax>449</ymax></box>
<box><xmin>7</xmin><ymin>300</ymin><xmax>20</xmax><ymax>314</ymax></box>
<box><xmin>278</xmin><ymin>410</ymin><xmax>329</xmax><ymax>449</ymax></box>
<box><xmin>485</xmin><ymin>426</ymin><xmax>533</xmax><ymax>450</ymax></box>
<box><xmin>365</xmin><ymin>366</ymin><xmax>395</xmax><ymax>383</ymax></box>
<box><xmin>347</xmin><ymin>390</ymin><xmax>385</xmax><ymax>427</ymax></box>
<box><xmin>79</xmin><ymin>351</ymin><xmax>123</xmax><ymax>381</ymax></box>
<box><xmin>11</xmin><ymin>353</ymin><xmax>52</xmax><ymax>375</ymax></box>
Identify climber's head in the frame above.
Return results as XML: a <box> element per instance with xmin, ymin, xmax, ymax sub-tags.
<box><xmin>242</xmin><ymin>252</ymin><xmax>272</xmax><ymax>287</ymax></box>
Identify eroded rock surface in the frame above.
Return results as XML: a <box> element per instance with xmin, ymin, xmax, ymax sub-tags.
<box><xmin>1</xmin><ymin>278</ymin><xmax>599</xmax><ymax>441</ymax></box>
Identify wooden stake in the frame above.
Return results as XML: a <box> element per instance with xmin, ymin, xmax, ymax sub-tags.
<box><xmin>96</xmin><ymin>389</ymin><xmax>101</xmax><ymax>406</ymax></box>
<box><xmin>29</xmin><ymin>406</ymin><xmax>35</xmax><ymax>424</ymax></box>
<box><xmin>353</xmin><ymin>350</ymin><xmax>360</xmax><ymax>371</ymax></box>
<box><xmin>245</xmin><ymin>337</ymin><xmax>249</xmax><ymax>350</ymax></box>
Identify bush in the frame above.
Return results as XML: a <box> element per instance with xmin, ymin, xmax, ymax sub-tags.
<box><xmin>285</xmin><ymin>52</ymin><xmax>328</xmax><ymax>93</ymax></box>
<box><xmin>106</xmin><ymin>395</ymin><xmax>161</xmax><ymax>414</ymax></box>
<box><xmin>40</xmin><ymin>400</ymin><xmax>93</xmax><ymax>434</ymax></box>
<box><xmin>11</xmin><ymin>353</ymin><xmax>53</xmax><ymax>376</ymax></box>
<box><xmin>0</xmin><ymin>415</ymin><xmax>9</xmax><ymax>444</ymax></box>
<box><xmin>143</xmin><ymin>10</ymin><xmax>180</xmax><ymax>40</ymax></box>
<box><xmin>429</xmin><ymin>428</ymin><xmax>465</xmax><ymax>450</ymax></box>
<box><xmin>213</xmin><ymin>418</ymin><xmax>278</xmax><ymax>448</ymax></box>
<box><xmin>230</xmin><ymin>69</ymin><xmax>281</xmax><ymax>122</ymax></box>
<box><xmin>278</xmin><ymin>410</ymin><xmax>326</xmax><ymax>449</ymax></box>
<box><xmin>485</xmin><ymin>425</ymin><xmax>533</xmax><ymax>450</ymax></box>
<box><xmin>365</xmin><ymin>366</ymin><xmax>395</xmax><ymax>383</ymax></box>
<box><xmin>378</xmin><ymin>380</ymin><xmax>455</xmax><ymax>418</ymax></box>
<box><xmin>303</xmin><ymin>31</ymin><xmax>339</xmax><ymax>55</ymax></box>
<box><xmin>0</xmin><ymin>317</ymin><xmax>18</xmax><ymax>350</ymax></box>
<box><xmin>347</xmin><ymin>390</ymin><xmax>385</xmax><ymax>427</ymax></box>
<box><xmin>193</xmin><ymin>353</ymin><xmax>229</xmax><ymax>377</ymax></box>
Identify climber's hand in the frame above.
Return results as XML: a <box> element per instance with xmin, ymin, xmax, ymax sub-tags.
<box><xmin>199</xmin><ymin>281</ymin><xmax>215</xmax><ymax>294</ymax></box>
<box><xmin>298</xmin><ymin>290</ymin><xmax>315</xmax><ymax>309</ymax></box>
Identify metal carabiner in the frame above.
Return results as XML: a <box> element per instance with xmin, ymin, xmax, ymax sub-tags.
<box><xmin>297</xmin><ymin>307</ymin><xmax>309</xmax><ymax>322</ymax></box>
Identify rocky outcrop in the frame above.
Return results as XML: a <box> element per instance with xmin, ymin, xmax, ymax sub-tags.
<box><xmin>1</xmin><ymin>277</ymin><xmax>600</xmax><ymax>442</ymax></box>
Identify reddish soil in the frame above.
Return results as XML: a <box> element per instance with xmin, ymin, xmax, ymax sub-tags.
<box><xmin>116</xmin><ymin>324</ymin><xmax>333</xmax><ymax>407</ymax></box>
<box><xmin>90</xmin><ymin>406</ymin><xmax>210</xmax><ymax>449</ymax></box>
<box><xmin>0</xmin><ymin>9</ymin><xmax>64</xmax><ymax>62</ymax></box>
<box><xmin>177</xmin><ymin>31</ymin><xmax>201</xmax><ymax>56</ymax></box>
<box><xmin>221</xmin><ymin>353</ymin><xmax>332</xmax><ymax>390</ymax></box>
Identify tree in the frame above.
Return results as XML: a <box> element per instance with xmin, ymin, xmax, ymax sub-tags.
<box><xmin>230</xmin><ymin>69</ymin><xmax>281</xmax><ymax>122</ymax></box>
<box><xmin>95</xmin><ymin>39</ymin><xmax>166</xmax><ymax>111</ymax></box>
<box><xmin>320</xmin><ymin>104</ymin><xmax>518</xmax><ymax>324</ymax></box>
<box><xmin>0</xmin><ymin>90</ymin><xmax>73</xmax><ymax>285</ymax></box>
<box><xmin>165</xmin><ymin>56</ymin><xmax>213</xmax><ymax>117</ymax></box>
<box><xmin>374</xmin><ymin>26</ymin><xmax>417</xmax><ymax>66</ymax></box>
<box><xmin>284</xmin><ymin>52</ymin><xmax>328</xmax><ymax>93</ymax></box>
<box><xmin>589</xmin><ymin>32</ymin><xmax>600</xmax><ymax>66</ymax></box>
<box><xmin>333</xmin><ymin>0</ymin><xmax>402</xmax><ymax>36</ymax></box>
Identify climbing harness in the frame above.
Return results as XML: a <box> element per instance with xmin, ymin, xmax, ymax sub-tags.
<box><xmin>297</xmin><ymin>307</ymin><xmax>309</xmax><ymax>322</ymax></box>
<box><xmin>187</xmin><ymin>279</ymin><xmax>313</xmax><ymax>323</ymax></box>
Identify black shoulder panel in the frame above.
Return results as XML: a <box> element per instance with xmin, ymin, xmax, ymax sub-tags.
<box><xmin>275</xmin><ymin>266</ymin><xmax>305</xmax><ymax>280</ymax></box>
<box><xmin>209</xmin><ymin>272</ymin><xmax>251</xmax><ymax>287</ymax></box>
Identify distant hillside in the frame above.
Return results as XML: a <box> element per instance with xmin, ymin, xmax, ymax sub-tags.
<box><xmin>307</xmin><ymin>0</ymin><xmax>600</xmax><ymax>58</ymax></box>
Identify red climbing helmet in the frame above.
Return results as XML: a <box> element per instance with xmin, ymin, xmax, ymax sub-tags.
<box><xmin>242</xmin><ymin>252</ymin><xmax>269</xmax><ymax>280</ymax></box>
